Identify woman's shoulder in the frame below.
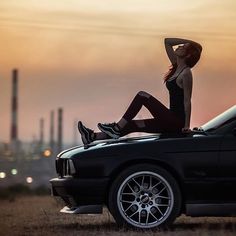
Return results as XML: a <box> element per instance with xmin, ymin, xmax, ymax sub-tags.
<box><xmin>178</xmin><ymin>67</ymin><xmax>192</xmax><ymax>84</ymax></box>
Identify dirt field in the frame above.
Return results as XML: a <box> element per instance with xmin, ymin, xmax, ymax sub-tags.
<box><xmin>1</xmin><ymin>196</ymin><xmax>236</xmax><ymax>236</ymax></box>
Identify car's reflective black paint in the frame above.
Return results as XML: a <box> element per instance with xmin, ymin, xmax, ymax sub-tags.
<box><xmin>50</xmin><ymin>106</ymin><xmax>236</xmax><ymax>227</ymax></box>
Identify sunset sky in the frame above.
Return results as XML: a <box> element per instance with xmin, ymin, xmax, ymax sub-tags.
<box><xmin>0</xmin><ymin>0</ymin><xmax>236</xmax><ymax>144</ymax></box>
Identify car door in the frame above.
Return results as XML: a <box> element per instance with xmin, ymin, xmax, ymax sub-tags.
<box><xmin>180</xmin><ymin>134</ymin><xmax>221</xmax><ymax>202</ymax></box>
<box><xmin>219</xmin><ymin>123</ymin><xmax>236</xmax><ymax>201</ymax></box>
<box><xmin>162</xmin><ymin>134</ymin><xmax>221</xmax><ymax>202</ymax></box>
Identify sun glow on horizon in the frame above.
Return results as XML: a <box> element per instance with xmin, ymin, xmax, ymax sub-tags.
<box><xmin>0</xmin><ymin>0</ymin><xmax>236</xmax><ymax>142</ymax></box>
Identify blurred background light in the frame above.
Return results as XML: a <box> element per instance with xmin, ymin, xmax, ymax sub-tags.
<box><xmin>0</xmin><ymin>172</ymin><xmax>6</xmax><ymax>179</ymax></box>
<box><xmin>11</xmin><ymin>168</ymin><xmax>18</xmax><ymax>175</ymax></box>
<box><xmin>26</xmin><ymin>177</ymin><xmax>33</xmax><ymax>184</ymax></box>
<box><xmin>43</xmin><ymin>149</ymin><xmax>52</xmax><ymax>157</ymax></box>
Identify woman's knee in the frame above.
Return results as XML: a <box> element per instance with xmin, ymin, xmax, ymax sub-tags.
<box><xmin>137</xmin><ymin>91</ymin><xmax>151</xmax><ymax>99</ymax></box>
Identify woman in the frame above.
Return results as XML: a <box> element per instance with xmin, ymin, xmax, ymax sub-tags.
<box><xmin>78</xmin><ymin>38</ymin><xmax>202</xmax><ymax>146</ymax></box>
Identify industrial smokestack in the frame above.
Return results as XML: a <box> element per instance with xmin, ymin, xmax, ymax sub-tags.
<box><xmin>50</xmin><ymin>110</ymin><xmax>55</xmax><ymax>150</ymax></box>
<box><xmin>39</xmin><ymin>118</ymin><xmax>44</xmax><ymax>146</ymax></box>
<box><xmin>11</xmin><ymin>69</ymin><xmax>18</xmax><ymax>142</ymax></box>
<box><xmin>57</xmin><ymin>108</ymin><xmax>63</xmax><ymax>152</ymax></box>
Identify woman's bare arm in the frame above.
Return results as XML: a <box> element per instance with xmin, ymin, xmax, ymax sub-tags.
<box><xmin>181</xmin><ymin>70</ymin><xmax>193</xmax><ymax>129</ymax></box>
<box><xmin>164</xmin><ymin>38</ymin><xmax>177</xmax><ymax>64</ymax></box>
<box><xmin>164</xmin><ymin>38</ymin><xmax>202</xmax><ymax>64</ymax></box>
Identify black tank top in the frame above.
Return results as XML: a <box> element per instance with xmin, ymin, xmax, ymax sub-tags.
<box><xmin>165</xmin><ymin>67</ymin><xmax>187</xmax><ymax>120</ymax></box>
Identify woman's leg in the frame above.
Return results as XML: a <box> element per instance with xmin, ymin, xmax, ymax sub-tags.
<box><xmin>117</xmin><ymin>91</ymin><xmax>171</xmax><ymax>129</ymax></box>
<box><xmin>94</xmin><ymin>120</ymin><xmax>146</xmax><ymax>141</ymax></box>
<box><xmin>97</xmin><ymin>91</ymin><xmax>183</xmax><ymax>138</ymax></box>
<box><xmin>94</xmin><ymin>132</ymin><xmax>110</xmax><ymax>140</ymax></box>
<box><xmin>94</xmin><ymin>117</ymin><xmax>184</xmax><ymax>141</ymax></box>
<box><xmin>120</xmin><ymin>118</ymin><xmax>184</xmax><ymax>136</ymax></box>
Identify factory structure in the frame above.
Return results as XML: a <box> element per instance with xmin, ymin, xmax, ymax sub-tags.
<box><xmin>0</xmin><ymin>69</ymin><xmax>72</xmax><ymax>188</ymax></box>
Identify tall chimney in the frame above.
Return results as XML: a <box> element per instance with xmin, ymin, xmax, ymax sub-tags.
<box><xmin>39</xmin><ymin>118</ymin><xmax>44</xmax><ymax>146</ymax></box>
<box><xmin>11</xmin><ymin>69</ymin><xmax>18</xmax><ymax>142</ymax></box>
<box><xmin>50</xmin><ymin>110</ymin><xmax>55</xmax><ymax>150</ymax></box>
<box><xmin>57</xmin><ymin>108</ymin><xmax>63</xmax><ymax>152</ymax></box>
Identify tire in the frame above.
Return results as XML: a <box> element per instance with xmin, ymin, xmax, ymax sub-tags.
<box><xmin>108</xmin><ymin>164</ymin><xmax>181</xmax><ymax>229</ymax></box>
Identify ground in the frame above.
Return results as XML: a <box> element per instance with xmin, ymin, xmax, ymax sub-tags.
<box><xmin>1</xmin><ymin>196</ymin><xmax>236</xmax><ymax>236</ymax></box>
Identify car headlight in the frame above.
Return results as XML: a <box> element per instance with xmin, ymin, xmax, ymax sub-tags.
<box><xmin>68</xmin><ymin>159</ymin><xmax>76</xmax><ymax>175</ymax></box>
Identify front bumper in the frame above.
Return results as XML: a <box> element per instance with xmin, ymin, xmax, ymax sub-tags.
<box><xmin>60</xmin><ymin>205</ymin><xmax>103</xmax><ymax>214</ymax></box>
<box><xmin>50</xmin><ymin>177</ymin><xmax>109</xmax><ymax>206</ymax></box>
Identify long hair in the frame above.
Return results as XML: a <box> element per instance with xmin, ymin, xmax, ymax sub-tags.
<box><xmin>163</xmin><ymin>63</ymin><xmax>178</xmax><ymax>83</ymax></box>
<box><xmin>164</xmin><ymin>43</ymin><xmax>202</xmax><ymax>82</ymax></box>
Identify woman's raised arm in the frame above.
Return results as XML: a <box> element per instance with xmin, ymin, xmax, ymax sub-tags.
<box><xmin>164</xmin><ymin>38</ymin><xmax>202</xmax><ymax>64</ymax></box>
<box><xmin>164</xmin><ymin>38</ymin><xmax>177</xmax><ymax>64</ymax></box>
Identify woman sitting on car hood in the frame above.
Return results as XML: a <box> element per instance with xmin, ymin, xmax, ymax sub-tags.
<box><xmin>78</xmin><ymin>37</ymin><xmax>202</xmax><ymax>146</ymax></box>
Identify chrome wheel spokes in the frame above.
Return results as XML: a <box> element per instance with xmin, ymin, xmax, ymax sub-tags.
<box><xmin>117</xmin><ymin>171</ymin><xmax>174</xmax><ymax>228</ymax></box>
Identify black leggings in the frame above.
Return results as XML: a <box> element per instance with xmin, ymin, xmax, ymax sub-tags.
<box><xmin>120</xmin><ymin>91</ymin><xmax>185</xmax><ymax>136</ymax></box>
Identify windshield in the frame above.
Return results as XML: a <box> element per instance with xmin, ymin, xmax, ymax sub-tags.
<box><xmin>200</xmin><ymin>105</ymin><xmax>236</xmax><ymax>132</ymax></box>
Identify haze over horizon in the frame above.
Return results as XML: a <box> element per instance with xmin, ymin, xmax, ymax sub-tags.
<box><xmin>1</xmin><ymin>0</ymin><xmax>236</xmax><ymax>144</ymax></box>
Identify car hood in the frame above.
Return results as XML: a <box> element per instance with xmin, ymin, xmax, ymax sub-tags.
<box><xmin>58</xmin><ymin>132</ymin><xmax>198</xmax><ymax>159</ymax></box>
<box><xmin>58</xmin><ymin>134</ymin><xmax>162</xmax><ymax>159</ymax></box>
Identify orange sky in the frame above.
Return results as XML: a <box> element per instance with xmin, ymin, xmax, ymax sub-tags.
<box><xmin>0</xmin><ymin>0</ymin><xmax>236</xmax><ymax>144</ymax></box>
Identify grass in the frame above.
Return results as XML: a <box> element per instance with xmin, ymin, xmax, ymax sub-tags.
<box><xmin>1</xmin><ymin>195</ymin><xmax>236</xmax><ymax>236</ymax></box>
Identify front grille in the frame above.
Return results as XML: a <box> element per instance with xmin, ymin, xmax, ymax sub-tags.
<box><xmin>56</xmin><ymin>158</ymin><xmax>71</xmax><ymax>177</ymax></box>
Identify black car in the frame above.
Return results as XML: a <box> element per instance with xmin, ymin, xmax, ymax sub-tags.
<box><xmin>50</xmin><ymin>105</ymin><xmax>236</xmax><ymax>229</ymax></box>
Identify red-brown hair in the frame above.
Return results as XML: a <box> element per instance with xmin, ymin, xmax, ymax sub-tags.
<box><xmin>164</xmin><ymin>43</ymin><xmax>202</xmax><ymax>82</ymax></box>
